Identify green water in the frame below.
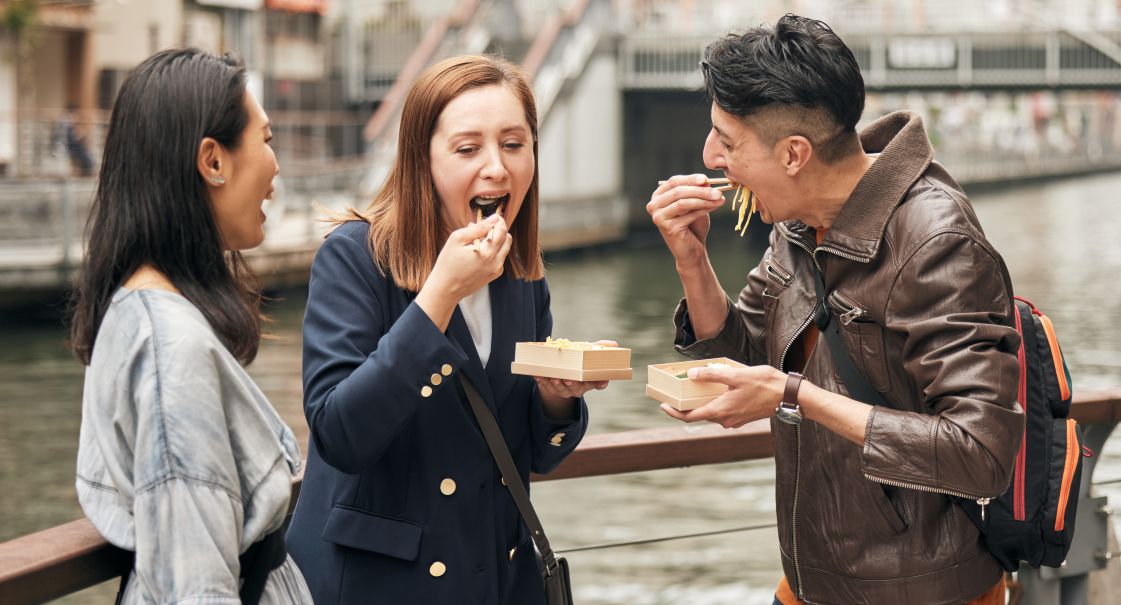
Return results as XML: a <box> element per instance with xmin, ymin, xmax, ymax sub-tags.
<box><xmin>4</xmin><ymin>173</ymin><xmax>1121</xmax><ymax>604</ymax></box>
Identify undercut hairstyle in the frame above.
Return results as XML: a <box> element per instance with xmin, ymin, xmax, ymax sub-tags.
<box><xmin>349</xmin><ymin>54</ymin><xmax>544</xmax><ymax>292</ymax></box>
<box><xmin>701</xmin><ymin>14</ymin><xmax>865</xmax><ymax>164</ymax></box>
<box><xmin>69</xmin><ymin>48</ymin><xmax>263</xmax><ymax>366</ymax></box>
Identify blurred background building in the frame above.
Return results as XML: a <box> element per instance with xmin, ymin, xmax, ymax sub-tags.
<box><xmin>4</xmin><ymin>5</ymin><xmax>1121</xmax><ymax>604</ymax></box>
<box><xmin>5</xmin><ymin>0</ymin><xmax>1121</xmax><ymax>178</ymax></box>
<box><xmin>6</xmin><ymin>0</ymin><xmax>1121</xmax><ymax>299</ymax></box>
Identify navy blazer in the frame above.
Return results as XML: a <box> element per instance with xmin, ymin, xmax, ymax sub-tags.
<box><xmin>287</xmin><ymin>221</ymin><xmax>588</xmax><ymax>605</ymax></box>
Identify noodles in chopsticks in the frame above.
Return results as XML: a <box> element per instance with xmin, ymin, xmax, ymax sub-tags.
<box><xmin>729</xmin><ymin>184</ymin><xmax>755</xmax><ymax>237</ymax></box>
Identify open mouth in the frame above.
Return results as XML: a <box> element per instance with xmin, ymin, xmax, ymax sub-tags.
<box><xmin>469</xmin><ymin>193</ymin><xmax>509</xmax><ymax>220</ymax></box>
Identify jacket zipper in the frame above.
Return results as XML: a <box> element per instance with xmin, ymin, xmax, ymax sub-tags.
<box><xmin>863</xmin><ymin>474</ymin><xmax>991</xmax><ymax>519</ymax></box>
<box><xmin>791</xmin><ymin>339</ymin><xmax>818</xmax><ymax>600</ymax></box>
<box><xmin>766</xmin><ymin>261</ymin><xmax>794</xmax><ymax>288</ymax></box>
<box><xmin>776</xmin><ymin>233</ymin><xmax>819</xmax><ymax>601</ymax></box>
<box><xmin>814</xmin><ymin>245</ymin><xmax>869</xmax><ymax>266</ymax></box>
<box><xmin>1014</xmin><ymin>296</ymin><xmax>1071</xmax><ymax>402</ymax></box>
<box><xmin>1037</xmin><ymin>313</ymin><xmax>1071</xmax><ymax>401</ymax></box>
<box><xmin>826</xmin><ymin>291</ymin><xmax>867</xmax><ymax>325</ymax></box>
<box><xmin>780</xmin><ymin>311</ymin><xmax>815</xmax><ymax>599</ymax></box>
<box><xmin>1055</xmin><ymin>419</ymin><xmax>1080</xmax><ymax>531</ymax></box>
<box><xmin>1013</xmin><ymin>305</ymin><xmax>1027</xmax><ymax>520</ymax></box>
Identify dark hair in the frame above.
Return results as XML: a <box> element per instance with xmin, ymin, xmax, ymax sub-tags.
<box><xmin>701</xmin><ymin>14</ymin><xmax>865</xmax><ymax>163</ymax></box>
<box><xmin>69</xmin><ymin>48</ymin><xmax>262</xmax><ymax>365</ymax></box>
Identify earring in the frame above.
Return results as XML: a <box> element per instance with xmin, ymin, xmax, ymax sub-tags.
<box><xmin>209</xmin><ymin>175</ymin><xmax>226</xmax><ymax>186</ymax></box>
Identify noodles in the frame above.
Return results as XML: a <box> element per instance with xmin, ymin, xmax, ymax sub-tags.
<box><xmin>542</xmin><ymin>337</ymin><xmax>607</xmax><ymax>350</ymax></box>
<box><xmin>729</xmin><ymin>184</ymin><xmax>756</xmax><ymax>237</ymax></box>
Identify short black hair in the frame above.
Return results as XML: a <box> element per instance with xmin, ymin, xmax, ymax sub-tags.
<box><xmin>701</xmin><ymin>14</ymin><xmax>865</xmax><ymax>163</ymax></box>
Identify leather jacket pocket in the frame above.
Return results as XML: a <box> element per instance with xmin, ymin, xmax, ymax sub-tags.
<box><xmin>865</xmin><ymin>480</ymin><xmax>908</xmax><ymax>534</ymax></box>
<box><xmin>764</xmin><ymin>254</ymin><xmax>794</xmax><ymax>292</ymax></box>
<box><xmin>763</xmin><ymin>254</ymin><xmax>793</xmax><ymax>332</ymax></box>
<box><xmin>321</xmin><ymin>505</ymin><xmax>424</xmax><ymax>561</ymax></box>
<box><xmin>827</xmin><ymin>290</ymin><xmax>892</xmax><ymax>394</ymax></box>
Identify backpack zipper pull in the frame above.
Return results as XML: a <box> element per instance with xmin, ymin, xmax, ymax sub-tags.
<box><xmin>978</xmin><ymin>497</ymin><xmax>991</xmax><ymax>522</ymax></box>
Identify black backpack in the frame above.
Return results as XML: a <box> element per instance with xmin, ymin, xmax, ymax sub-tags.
<box><xmin>957</xmin><ymin>297</ymin><xmax>1085</xmax><ymax>571</ymax></box>
<box><xmin>812</xmin><ymin>267</ymin><xmax>1087</xmax><ymax>571</ymax></box>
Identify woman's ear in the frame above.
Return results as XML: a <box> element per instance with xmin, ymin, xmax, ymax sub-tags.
<box><xmin>197</xmin><ymin>137</ymin><xmax>227</xmax><ymax>187</ymax></box>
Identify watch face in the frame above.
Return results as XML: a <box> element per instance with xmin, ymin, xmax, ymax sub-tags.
<box><xmin>775</xmin><ymin>406</ymin><xmax>803</xmax><ymax>425</ymax></box>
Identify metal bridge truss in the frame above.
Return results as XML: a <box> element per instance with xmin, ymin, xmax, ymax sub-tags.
<box><xmin>621</xmin><ymin>30</ymin><xmax>1121</xmax><ymax>91</ymax></box>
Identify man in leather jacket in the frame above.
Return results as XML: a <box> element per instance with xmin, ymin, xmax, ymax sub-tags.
<box><xmin>646</xmin><ymin>14</ymin><xmax>1023</xmax><ymax>605</ymax></box>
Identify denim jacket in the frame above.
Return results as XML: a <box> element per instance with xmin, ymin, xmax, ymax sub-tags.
<box><xmin>76</xmin><ymin>288</ymin><xmax>311</xmax><ymax>604</ymax></box>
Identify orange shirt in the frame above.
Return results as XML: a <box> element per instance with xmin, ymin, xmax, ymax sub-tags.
<box><xmin>774</xmin><ymin>575</ymin><xmax>1006</xmax><ymax>605</ymax></box>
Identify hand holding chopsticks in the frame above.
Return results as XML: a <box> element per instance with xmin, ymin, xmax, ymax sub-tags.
<box><xmin>651</xmin><ymin>174</ymin><xmax>756</xmax><ymax>238</ymax></box>
<box><xmin>417</xmin><ymin>214</ymin><xmax>511</xmax><ymax>332</ymax></box>
<box><xmin>472</xmin><ymin>206</ymin><xmax>505</xmax><ymax>252</ymax></box>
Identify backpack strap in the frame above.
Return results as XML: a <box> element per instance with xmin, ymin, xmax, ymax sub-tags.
<box><xmin>810</xmin><ymin>263</ymin><xmax>892</xmax><ymax>408</ymax></box>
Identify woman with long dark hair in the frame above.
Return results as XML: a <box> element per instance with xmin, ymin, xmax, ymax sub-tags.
<box><xmin>285</xmin><ymin>55</ymin><xmax>604</xmax><ymax>604</ymax></box>
<box><xmin>70</xmin><ymin>48</ymin><xmax>311</xmax><ymax>604</ymax></box>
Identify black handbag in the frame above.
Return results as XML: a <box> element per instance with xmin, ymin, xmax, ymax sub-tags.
<box><xmin>459</xmin><ymin>376</ymin><xmax>575</xmax><ymax>605</ymax></box>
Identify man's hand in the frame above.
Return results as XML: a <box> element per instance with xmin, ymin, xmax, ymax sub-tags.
<box><xmin>646</xmin><ymin>174</ymin><xmax>725</xmax><ymax>268</ymax></box>
<box><xmin>660</xmin><ymin>364</ymin><xmax>786</xmax><ymax>429</ymax></box>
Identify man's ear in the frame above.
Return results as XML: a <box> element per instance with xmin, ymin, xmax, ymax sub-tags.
<box><xmin>197</xmin><ymin>137</ymin><xmax>227</xmax><ymax>187</ymax></box>
<box><xmin>781</xmin><ymin>135</ymin><xmax>813</xmax><ymax>176</ymax></box>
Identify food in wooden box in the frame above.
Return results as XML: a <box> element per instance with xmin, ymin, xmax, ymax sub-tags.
<box><xmin>511</xmin><ymin>337</ymin><xmax>632</xmax><ymax>381</ymax></box>
<box><xmin>646</xmin><ymin>357</ymin><xmax>747</xmax><ymax>410</ymax></box>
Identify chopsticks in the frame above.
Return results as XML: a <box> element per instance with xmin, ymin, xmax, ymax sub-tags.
<box><xmin>657</xmin><ymin>177</ymin><xmax>737</xmax><ymax>191</ymax></box>
<box><xmin>472</xmin><ymin>206</ymin><xmax>504</xmax><ymax>252</ymax></box>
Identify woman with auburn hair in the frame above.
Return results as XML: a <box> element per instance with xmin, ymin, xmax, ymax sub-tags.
<box><xmin>70</xmin><ymin>48</ymin><xmax>310</xmax><ymax>603</ymax></box>
<box><xmin>286</xmin><ymin>54</ymin><xmax>603</xmax><ymax>604</ymax></box>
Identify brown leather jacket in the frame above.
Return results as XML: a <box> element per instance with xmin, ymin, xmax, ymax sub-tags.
<box><xmin>674</xmin><ymin>111</ymin><xmax>1024</xmax><ymax>604</ymax></box>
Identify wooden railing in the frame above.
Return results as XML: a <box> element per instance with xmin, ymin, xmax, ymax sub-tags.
<box><xmin>2</xmin><ymin>389</ymin><xmax>1120</xmax><ymax>604</ymax></box>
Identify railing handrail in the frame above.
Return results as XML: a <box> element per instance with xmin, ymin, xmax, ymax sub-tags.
<box><xmin>2</xmin><ymin>389</ymin><xmax>1120</xmax><ymax>603</ymax></box>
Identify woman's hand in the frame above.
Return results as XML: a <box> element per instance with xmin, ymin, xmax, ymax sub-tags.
<box><xmin>535</xmin><ymin>377</ymin><xmax>609</xmax><ymax>400</ymax></box>
<box><xmin>416</xmin><ymin>214</ymin><xmax>512</xmax><ymax>331</ymax></box>
<box><xmin>535</xmin><ymin>340</ymin><xmax>617</xmax><ymax>420</ymax></box>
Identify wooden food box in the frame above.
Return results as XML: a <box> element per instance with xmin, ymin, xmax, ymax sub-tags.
<box><xmin>511</xmin><ymin>341</ymin><xmax>632</xmax><ymax>381</ymax></box>
<box><xmin>646</xmin><ymin>357</ymin><xmax>748</xmax><ymax>410</ymax></box>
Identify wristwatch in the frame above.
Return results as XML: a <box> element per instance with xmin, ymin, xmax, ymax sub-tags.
<box><xmin>775</xmin><ymin>372</ymin><xmax>804</xmax><ymax>425</ymax></box>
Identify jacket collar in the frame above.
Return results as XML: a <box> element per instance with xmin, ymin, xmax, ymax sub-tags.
<box><xmin>777</xmin><ymin>110</ymin><xmax>934</xmax><ymax>262</ymax></box>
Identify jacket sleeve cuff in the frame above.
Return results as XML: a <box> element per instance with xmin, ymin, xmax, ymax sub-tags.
<box><xmin>529</xmin><ymin>388</ymin><xmax>588</xmax><ymax>475</ymax></box>
<box><xmin>344</xmin><ymin>301</ymin><xmax>469</xmax><ymax>404</ymax></box>
<box><xmin>861</xmin><ymin>405</ymin><xmax>938</xmax><ymax>486</ymax></box>
<box><xmin>672</xmin><ymin>296</ymin><xmax>744</xmax><ymax>360</ymax></box>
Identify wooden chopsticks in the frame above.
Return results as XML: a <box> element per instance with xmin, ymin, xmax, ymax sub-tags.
<box><xmin>657</xmin><ymin>177</ymin><xmax>737</xmax><ymax>191</ymax></box>
<box><xmin>471</xmin><ymin>206</ymin><xmax>504</xmax><ymax>252</ymax></box>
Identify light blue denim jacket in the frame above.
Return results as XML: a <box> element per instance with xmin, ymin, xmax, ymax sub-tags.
<box><xmin>76</xmin><ymin>288</ymin><xmax>311</xmax><ymax>604</ymax></box>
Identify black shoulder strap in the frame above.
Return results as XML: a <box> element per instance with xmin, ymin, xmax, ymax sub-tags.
<box><xmin>459</xmin><ymin>375</ymin><xmax>563</xmax><ymax>576</ymax></box>
<box><xmin>810</xmin><ymin>264</ymin><xmax>893</xmax><ymax>408</ymax></box>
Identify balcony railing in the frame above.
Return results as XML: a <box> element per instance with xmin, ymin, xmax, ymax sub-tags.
<box><xmin>2</xmin><ymin>389</ymin><xmax>1119</xmax><ymax>604</ymax></box>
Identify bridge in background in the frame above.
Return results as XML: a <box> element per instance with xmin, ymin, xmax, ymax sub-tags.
<box><xmin>7</xmin><ymin>0</ymin><xmax>1121</xmax><ymax>305</ymax></box>
<box><xmin>623</xmin><ymin>29</ymin><xmax>1121</xmax><ymax>91</ymax></box>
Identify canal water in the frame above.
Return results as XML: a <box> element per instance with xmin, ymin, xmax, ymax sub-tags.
<box><xmin>3</xmin><ymin>172</ymin><xmax>1121</xmax><ymax>604</ymax></box>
